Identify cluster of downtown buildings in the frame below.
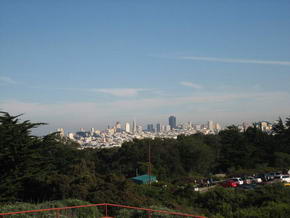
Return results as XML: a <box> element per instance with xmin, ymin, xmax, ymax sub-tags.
<box><xmin>57</xmin><ymin>115</ymin><xmax>222</xmax><ymax>149</ymax></box>
<box><xmin>57</xmin><ymin>116</ymin><xmax>273</xmax><ymax>149</ymax></box>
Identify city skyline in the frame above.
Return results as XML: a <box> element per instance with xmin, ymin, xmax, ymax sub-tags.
<box><xmin>60</xmin><ymin>116</ymin><xmax>273</xmax><ymax>149</ymax></box>
<box><xmin>56</xmin><ymin>115</ymin><xmax>270</xmax><ymax>136</ymax></box>
<box><xmin>1</xmin><ymin>1</ymin><xmax>290</xmax><ymax>135</ymax></box>
<box><xmin>62</xmin><ymin>115</ymin><xmax>226</xmax><ymax>148</ymax></box>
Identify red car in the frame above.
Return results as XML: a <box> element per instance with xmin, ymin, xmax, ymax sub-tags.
<box><xmin>220</xmin><ymin>180</ymin><xmax>238</xmax><ymax>188</ymax></box>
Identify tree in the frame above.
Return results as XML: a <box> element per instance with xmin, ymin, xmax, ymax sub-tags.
<box><xmin>0</xmin><ymin>112</ymin><xmax>44</xmax><ymax>201</ymax></box>
<box><xmin>272</xmin><ymin>117</ymin><xmax>285</xmax><ymax>135</ymax></box>
<box><xmin>178</xmin><ymin>135</ymin><xmax>215</xmax><ymax>175</ymax></box>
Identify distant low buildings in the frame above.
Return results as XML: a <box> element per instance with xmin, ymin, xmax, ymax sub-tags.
<box><xmin>257</xmin><ymin>121</ymin><xmax>273</xmax><ymax>133</ymax></box>
<box><xmin>57</xmin><ymin>128</ymin><xmax>65</xmax><ymax>137</ymax></box>
<box><xmin>57</xmin><ymin>116</ymin><xmax>276</xmax><ymax>149</ymax></box>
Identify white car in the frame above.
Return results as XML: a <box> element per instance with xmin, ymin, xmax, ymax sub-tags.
<box><xmin>244</xmin><ymin>176</ymin><xmax>262</xmax><ymax>184</ymax></box>
<box><xmin>254</xmin><ymin>177</ymin><xmax>262</xmax><ymax>183</ymax></box>
<box><xmin>231</xmin><ymin>177</ymin><xmax>244</xmax><ymax>185</ymax></box>
<box><xmin>279</xmin><ymin>175</ymin><xmax>290</xmax><ymax>183</ymax></box>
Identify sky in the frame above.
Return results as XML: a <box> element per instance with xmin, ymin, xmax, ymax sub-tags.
<box><xmin>1</xmin><ymin>0</ymin><xmax>290</xmax><ymax>134</ymax></box>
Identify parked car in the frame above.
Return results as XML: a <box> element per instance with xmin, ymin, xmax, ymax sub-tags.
<box><xmin>242</xmin><ymin>176</ymin><xmax>258</xmax><ymax>184</ymax></box>
<box><xmin>245</xmin><ymin>176</ymin><xmax>262</xmax><ymax>183</ymax></box>
<box><xmin>269</xmin><ymin>172</ymin><xmax>282</xmax><ymax>180</ymax></box>
<box><xmin>275</xmin><ymin>175</ymin><xmax>290</xmax><ymax>183</ymax></box>
<box><xmin>230</xmin><ymin>177</ymin><xmax>243</xmax><ymax>185</ymax></box>
<box><xmin>259</xmin><ymin>173</ymin><xmax>276</xmax><ymax>182</ymax></box>
<box><xmin>257</xmin><ymin>174</ymin><xmax>267</xmax><ymax>182</ymax></box>
<box><xmin>254</xmin><ymin>176</ymin><xmax>262</xmax><ymax>183</ymax></box>
<box><xmin>242</xmin><ymin>177</ymin><xmax>252</xmax><ymax>184</ymax></box>
<box><xmin>274</xmin><ymin>174</ymin><xmax>283</xmax><ymax>179</ymax></box>
<box><xmin>220</xmin><ymin>180</ymin><xmax>238</xmax><ymax>188</ymax></box>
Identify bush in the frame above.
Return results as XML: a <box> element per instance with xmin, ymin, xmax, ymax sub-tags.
<box><xmin>0</xmin><ymin>199</ymin><xmax>102</xmax><ymax>218</ymax></box>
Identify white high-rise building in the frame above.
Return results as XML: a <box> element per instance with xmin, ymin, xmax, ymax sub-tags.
<box><xmin>208</xmin><ymin>120</ymin><xmax>214</xmax><ymax>131</ymax></box>
<box><xmin>90</xmin><ymin>128</ymin><xmax>95</xmax><ymax>135</ymax></box>
<box><xmin>132</xmin><ymin>120</ymin><xmax>137</xmax><ymax>133</ymax></box>
<box><xmin>125</xmin><ymin>122</ymin><xmax>130</xmax><ymax>133</ymax></box>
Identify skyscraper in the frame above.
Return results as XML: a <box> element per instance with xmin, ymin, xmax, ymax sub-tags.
<box><xmin>208</xmin><ymin>120</ymin><xmax>214</xmax><ymax>131</ymax></box>
<box><xmin>125</xmin><ymin>122</ymin><xmax>130</xmax><ymax>133</ymax></box>
<box><xmin>169</xmin><ymin>115</ymin><xmax>176</xmax><ymax>130</ymax></box>
<box><xmin>132</xmin><ymin>119</ymin><xmax>137</xmax><ymax>133</ymax></box>
<box><xmin>156</xmin><ymin>123</ymin><xmax>161</xmax><ymax>133</ymax></box>
<box><xmin>147</xmin><ymin>124</ymin><xmax>154</xmax><ymax>132</ymax></box>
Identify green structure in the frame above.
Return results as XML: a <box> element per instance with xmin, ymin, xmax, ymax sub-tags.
<box><xmin>130</xmin><ymin>174</ymin><xmax>157</xmax><ymax>184</ymax></box>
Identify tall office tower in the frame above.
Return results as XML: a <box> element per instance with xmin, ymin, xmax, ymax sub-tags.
<box><xmin>125</xmin><ymin>122</ymin><xmax>130</xmax><ymax>133</ymax></box>
<box><xmin>132</xmin><ymin>119</ymin><xmax>137</xmax><ymax>133</ymax></box>
<box><xmin>156</xmin><ymin>123</ymin><xmax>161</xmax><ymax>133</ymax></box>
<box><xmin>150</xmin><ymin>124</ymin><xmax>155</xmax><ymax>132</ymax></box>
<box><xmin>208</xmin><ymin>120</ymin><xmax>214</xmax><ymax>131</ymax></box>
<box><xmin>147</xmin><ymin>124</ymin><xmax>154</xmax><ymax>132</ymax></box>
<box><xmin>90</xmin><ymin>128</ymin><xmax>95</xmax><ymax>136</ymax></box>
<box><xmin>169</xmin><ymin>115</ymin><xmax>177</xmax><ymax>130</ymax></box>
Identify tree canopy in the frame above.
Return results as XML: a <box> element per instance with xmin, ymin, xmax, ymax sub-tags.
<box><xmin>1</xmin><ymin>112</ymin><xmax>290</xmax><ymax>217</ymax></box>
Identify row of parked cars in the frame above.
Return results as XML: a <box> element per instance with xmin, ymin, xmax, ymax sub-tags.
<box><xmin>220</xmin><ymin>173</ymin><xmax>290</xmax><ymax>189</ymax></box>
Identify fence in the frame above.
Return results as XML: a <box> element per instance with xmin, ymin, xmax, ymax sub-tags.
<box><xmin>0</xmin><ymin>203</ymin><xmax>207</xmax><ymax>218</ymax></box>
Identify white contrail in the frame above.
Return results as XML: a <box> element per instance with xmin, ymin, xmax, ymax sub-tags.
<box><xmin>179</xmin><ymin>56</ymin><xmax>290</xmax><ymax>66</ymax></box>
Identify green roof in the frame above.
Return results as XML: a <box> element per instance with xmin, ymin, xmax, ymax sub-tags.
<box><xmin>130</xmin><ymin>174</ymin><xmax>157</xmax><ymax>184</ymax></box>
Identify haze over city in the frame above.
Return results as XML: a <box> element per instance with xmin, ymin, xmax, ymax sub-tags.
<box><xmin>1</xmin><ymin>0</ymin><xmax>290</xmax><ymax>135</ymax></box>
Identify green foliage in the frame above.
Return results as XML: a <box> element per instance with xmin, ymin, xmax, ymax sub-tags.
<box><xmin>195</xmin><ymin>184</ymin><xmax>290</xmax><ymax>218</ymax></box>
<box><xmin>2</xmin><ymin>112</ymin><xmax>290</xmax><ymax>218</ymax></box>
<box><xmin>0</xmin><ymin>199</ymin><xmax>101</xmax><ymax>217</ymax></box>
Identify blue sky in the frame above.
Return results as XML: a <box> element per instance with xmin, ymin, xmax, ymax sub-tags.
<box><xmin>1</xmin><ymin>0</ymin><xmax>290</xmax><ymax>134</ymax></box>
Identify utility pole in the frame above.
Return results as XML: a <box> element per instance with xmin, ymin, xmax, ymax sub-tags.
<box><xmin>147</xmin><ymin>141</ymin><xmax>151</xmax><ymax>187</ymax></box>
